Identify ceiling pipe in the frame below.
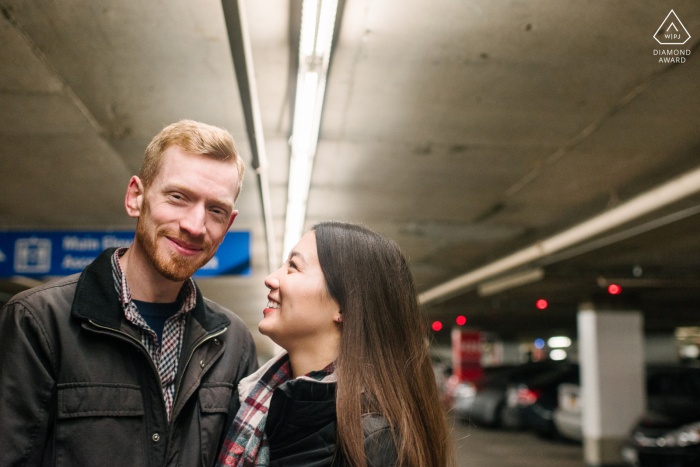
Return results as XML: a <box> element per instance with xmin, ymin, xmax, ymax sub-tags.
<box><xmin>419</xmin><ymin>164</ymin><xmax>700</xmax><ymax>306</ymax></box>
<box><xmin>477</xmin><ymin>268</ymin><xmax>544</xmax><ymax>297</ymax></box>
<box><xmin>540</xmin><ymin>202</ymin><xmax>700</xmax><ymax>266</ymax></box>
<box><xmin>221</xmin><ymin>0</ymin><xmax>278</xmax><ymax>273</ymax></box>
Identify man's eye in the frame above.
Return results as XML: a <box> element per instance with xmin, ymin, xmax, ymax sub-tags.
<box><xmin>288</xmin><ymin>261</ymin><xmax>298</xmax><ymax>271</ymax></box>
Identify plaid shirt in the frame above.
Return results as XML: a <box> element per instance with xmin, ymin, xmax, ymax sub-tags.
<box><xmin>111</xmin><ymin>248</ymin><xmax>197</xmax><ymax>422</ymax></box>
<box><xmin>217</xmin><ymin>353</ymin><xmax>336</xmax><ymax>467</ymax></box>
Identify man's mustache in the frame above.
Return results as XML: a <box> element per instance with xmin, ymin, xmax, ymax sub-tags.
<box><xmin>157</xmin><ymin>229</ymin><xmax>210</xmax><ymax>250</ymax></box>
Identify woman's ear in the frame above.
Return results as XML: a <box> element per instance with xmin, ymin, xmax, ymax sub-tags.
<box><xmin>335</xmin><ymin>311</ymin><xmax>343</xmax><ymax>323</ymax></box>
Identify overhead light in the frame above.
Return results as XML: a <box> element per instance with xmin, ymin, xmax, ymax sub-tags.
<box><xmin>283</xmin><ymin>0</ymin><xmax>339</xmax><ymax>260</ymax></box>
<box><xmin>477</xmin><ymin>268</ymin><xmax>544</xmax><ymax>296</ymax></box>
<box><xmin>547</xmin><ymin>336</ymin><xmax>572</xmax><ymax>348</ymax></box>
<box><xmin>550</xmin><ymin>349</ymin><xmax>567</xmax><ymax>361</ymax></box>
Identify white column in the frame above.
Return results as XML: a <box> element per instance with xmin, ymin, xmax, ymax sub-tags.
<box><xmin>577</xmin><ymin>305</ymin><xmax>645</xmax><ymax>466</ymax></box>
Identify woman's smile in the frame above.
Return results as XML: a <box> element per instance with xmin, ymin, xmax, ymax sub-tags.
<box><xmin>264</xmin><ymin>299</ymin><xmax>279</xmax><ymax>315</ymax></box>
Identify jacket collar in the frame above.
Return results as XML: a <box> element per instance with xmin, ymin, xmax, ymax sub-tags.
<box><xmin>237</xmin><ymin>350</ymin><xmax>337</xmax><ymax>406</ymax></box>
<box><xmin>71</xmin><ymin>247</ymin><xmax>230</xmax><ymax>333</ymax></box>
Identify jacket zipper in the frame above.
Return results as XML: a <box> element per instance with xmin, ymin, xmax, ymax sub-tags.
<box><xmin>172</xmin><ymin>327</ymin><xmax>228</xmax><ymax>405</ymax></box>
<box><xmin>89</xmin><ymin>320</ymin><xmax>228</xmax><ymax>422</ymax></box>
<box><xmin>87</xmin><ymin>319</ymin><xmax>166</xmax><ymax>398</ymax></box>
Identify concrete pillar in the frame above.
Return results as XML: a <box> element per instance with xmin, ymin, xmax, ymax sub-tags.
<box><xmin>577</xmin><ymin>305</ymin><xmax>645</xmax><ymax>466</ymax></box>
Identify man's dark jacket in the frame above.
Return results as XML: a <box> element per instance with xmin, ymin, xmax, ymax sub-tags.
<box><xmin>0</xmin><ymin>248</ymin><xmax>258</xmax><ymax>467</ymax></box>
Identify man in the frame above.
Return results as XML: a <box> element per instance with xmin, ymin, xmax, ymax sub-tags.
<box><xmin>0</xmin><ymin>120</ymin><xmax>258</xmax><ymax>466</ymax></box>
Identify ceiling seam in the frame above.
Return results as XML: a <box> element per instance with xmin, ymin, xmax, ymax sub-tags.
<box><xmin>0</xmin><ymin>6</ymin><xmax>132</xmax><ymax>174</ymax></box>
<box><xmin>504</xmin><ymin>37</ymin><xmax>700</xmax><ymax>199</ymax></box>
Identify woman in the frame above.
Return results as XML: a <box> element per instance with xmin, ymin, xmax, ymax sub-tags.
<box><xmin>217</xmin><ymin>222</ymin><xmax>452</xmax><ymax>467</ymax></box>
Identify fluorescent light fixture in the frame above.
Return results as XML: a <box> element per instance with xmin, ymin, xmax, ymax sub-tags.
<box><xmin>315</xmin><ymin>0</ymin><xmax>337</xmax><ymax>56</ymax></box>
<box><xmin>547</xmin><ymin>336</ymin><xmax>572</xmax><ymax>348</ymax></box>
<box><xmin>299</xmin><ymin>0</ymin><xmax>318</xmax><ymax>57</ymax></box>
<box><xmin>419</xmin><ymin>164</ymin><xmax>700</xmax><ymax>305</ymax></box>
<box><xmin>477</xmin><ymin>268</ymin><xmax>544</xmax><ymax>296</ymax></box>
<box><xmin>282</xmin><ymin>0</ymin><xmax>339</xmax><ymax>260</ymax></box>
<box><xmin>550</xmin><ymin>349</ymin><xmax>567</xmax><ymax>361</ymax></box>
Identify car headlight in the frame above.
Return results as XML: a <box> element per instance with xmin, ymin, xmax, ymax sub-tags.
<box><xmin>621</xmin><ymin>445</ymin><xmax>638</xmax><ymax>465</ymax></box>
<box><xmin>664</xmin><ymin>422</ymin><xmax>700</xmax><ymax>447</ymax></box>
<box><xmin>455</xmin><ymin>383</ymin><xmax>476</xmax><ymax>399</ymax></box>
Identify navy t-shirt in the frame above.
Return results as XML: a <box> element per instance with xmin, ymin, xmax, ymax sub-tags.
<box><xmin>132</xmin><ymin>299</ymin><xmax>180</xmax><ymax>344</ymax></box>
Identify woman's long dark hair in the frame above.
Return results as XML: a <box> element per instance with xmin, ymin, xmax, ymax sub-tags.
<box><xmin>314</xmin><ymin>221</ymin><xmax>452</xmax><ymax>467</ymax></box>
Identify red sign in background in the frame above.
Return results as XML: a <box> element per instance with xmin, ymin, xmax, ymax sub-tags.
<box><xmin>452</xmin><ymin>329</ymin><xmax>483</xmax><ymax>382</ymax></box>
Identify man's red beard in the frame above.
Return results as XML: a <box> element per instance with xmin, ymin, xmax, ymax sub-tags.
<box><xmin>136</xmin><ymin>203</ymin><xmax>214</xmax><ymax>282</ymax></box>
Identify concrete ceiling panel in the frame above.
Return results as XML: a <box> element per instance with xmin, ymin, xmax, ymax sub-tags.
<box><xmin>0</xmin><ymin>133</ymin><xmax>131</xmax><ymax>228</ymax></box>
<box><xmin>3</xmin><ymin>0</ymin><xmax>700</xmax><ymax>343</ymax></box>
<box><xmin>7</xmin><ymin>0</ymin><xmax>251</xmax><ymax>172</ymax></box>
<box><xmin>0</xmin><ymin>17</ymin><xmax>62</xmax><ymax>93</ymax></box>
<box><xmin>0</xmin><ymin>93</ymin><xmax>91</xmax><ymax>134</ymax></box>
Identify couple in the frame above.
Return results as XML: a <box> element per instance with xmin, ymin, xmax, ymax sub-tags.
<box><xmin>0</xmin><ymin>121</ymin><xmax>450</xmax><ymax>466</ymax></box>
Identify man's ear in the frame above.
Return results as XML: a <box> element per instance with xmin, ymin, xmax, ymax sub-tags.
<box><xmin>125</xmin><ymin>176</ymin><xmax>145</xmax><ymax>218</ymax></box>
<box><xmin>226</xmin><ymin>210</ymin><xmax>238</xmax><ymax>231</ymax></box>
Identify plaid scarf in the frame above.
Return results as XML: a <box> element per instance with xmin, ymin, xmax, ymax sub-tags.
<box><xmin>217</xmin><ymin>352</ymin><xmax>336</xmax><ymax>467</ymax></box>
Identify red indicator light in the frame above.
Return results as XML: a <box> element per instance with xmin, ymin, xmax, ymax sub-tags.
<box><xmin>608</xmin><ymin>284</ymin><xmax>621</xmax><ymax>295</ymax></box>
<box><xmin>536</xmin><ymin>299</ymin><xmax>548</xmax><ymax>310</ymax></box>
<box><xmin>432</xmin><ymin>321</ymin><xmax>443</xmax><ymax>332</ymax></box>
<box><xmin>456</xmin><ymin>316</ymin><xmax>467</xmax><ymax>326</ymax></box>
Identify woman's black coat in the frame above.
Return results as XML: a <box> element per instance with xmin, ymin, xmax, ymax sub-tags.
<box><xmin>265</xmin><ymin>379</ymin><xmax>397</xmax><ymax>467</ymax></box>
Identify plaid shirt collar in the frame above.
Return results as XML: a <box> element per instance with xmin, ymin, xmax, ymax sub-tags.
<box><xmin>306</xmin><ymin>361</ymin><xmax>335</xmax><ymax>380</ymax></box>
<box><xmin>111</xmin><ymin>247</ymin><xmax>197</xmax><ymax>320</ymax></box>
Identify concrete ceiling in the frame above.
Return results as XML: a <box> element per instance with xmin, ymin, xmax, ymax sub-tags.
<box><xmin>2</xmin><ymin>0</ymin><xmax>700</xmax><ymax>357</ymax></box>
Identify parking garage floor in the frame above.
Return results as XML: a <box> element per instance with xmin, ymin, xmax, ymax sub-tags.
<box><xmin>451</xmin><ymin>418</ymin><xmax>584</xmax><ymax>467</ymax></box>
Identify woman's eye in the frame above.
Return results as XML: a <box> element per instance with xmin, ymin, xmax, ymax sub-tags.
<box><xmin>288</xmin><ymin>261</ymin><xmax>298</xmax><ymax>271</ymax></box>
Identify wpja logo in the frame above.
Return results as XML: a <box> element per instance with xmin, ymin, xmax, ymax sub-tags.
<box><xmin>653</xmin><ymin>10</ymin><xmax>691</xmax><ymax>63</ymax></box>
<box><xmin>654</xmin><ymin>10</ymin><xmax>690</xmax><ymax>45</ymax></box>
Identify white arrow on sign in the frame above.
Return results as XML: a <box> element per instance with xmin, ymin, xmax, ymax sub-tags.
<box><xmin>0</xmin><ymin>249</ymin><xmax>5</xmax><ymax>261</ymax></box>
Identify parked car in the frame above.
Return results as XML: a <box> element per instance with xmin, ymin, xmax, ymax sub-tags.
<box><xmin>553</xmin><ymin>383</ymin><xmax>582</xmax><ymax>441</ymax></box>
<box><xmin>554</xmin><ymin>365</ymin><xmax>700</xmax><ymax>448</ymax></box>
<box><xmin>469</xmin><ymin>361</ymin><xmax>561</xmax><ymax>427</ymax></box>
<box><xmin>432</xmin><ymin>360</ymin><xmax>452</xmax><ymax>404</ymax></box>
<box><xmin>501</xmin><ymin>363</ymin><xmax>579</xmax><ymax>435</ymax></box>
<box><xmin>445</xmin><ymin>367</ymin><xmax>499</xmax><ymax>420</ymax></box>
<box><xmin>448</xmin><ymin>377</ymin><xmax>478</xmax><ymax>418</ymax></box>
<box><xmin>622</xmin><ymin>366</ymin><xmax>700</xmax><ymax>466</ymax></box>
<box><xmin>523</xmin><ymin>364</ymin><xmax>579</xmax><ymax>437</ymax></box>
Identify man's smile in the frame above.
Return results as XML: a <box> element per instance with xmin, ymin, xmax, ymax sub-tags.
<box><xmin>166</xmin><ymin>236</ymin><xmax>204</xmax><ymax>255</ymax></box>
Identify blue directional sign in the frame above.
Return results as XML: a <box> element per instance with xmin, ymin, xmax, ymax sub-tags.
<box><xmin>0</xmin><ymin>231</ymin><xmax>251</xmax><ymax>278</ymax></box>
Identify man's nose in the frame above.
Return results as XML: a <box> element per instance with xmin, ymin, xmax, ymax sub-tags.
<box><xmin>180</xmin><ymin>205</ymin><xmax>206</xmax><ymax>238</ymax></box>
